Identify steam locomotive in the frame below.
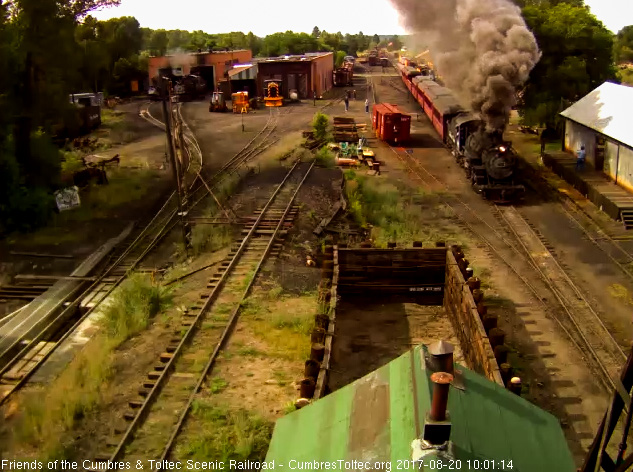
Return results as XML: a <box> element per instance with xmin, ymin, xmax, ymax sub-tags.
<box><xmin>397</xmin><ymin>59</ymin><xmax>524</xmax><ymax>203</ymax></box>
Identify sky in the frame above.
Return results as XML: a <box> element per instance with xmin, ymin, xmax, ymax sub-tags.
<box><xmin>91</xmin><ymin>0</ymin><xmax>630</xmax><ymax>36</ymax></box>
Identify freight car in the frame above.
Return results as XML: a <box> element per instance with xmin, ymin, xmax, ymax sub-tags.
<box><xmin>54</xmin><ymin>93</ymin><xmax>102</xmax><ymax>140</ymax></box>
<box><xmin>372</xmin><ymin>103</ymin><xmax>411</xmax><ymax>145</ymax></box>
<box><xmin>396</xmin><ymin>58</ymin><xmax>524</xmax><ymax>202</ymax></box>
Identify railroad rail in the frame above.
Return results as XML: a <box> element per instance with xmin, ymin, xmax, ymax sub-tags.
<box><xmin>387</xmin><ymin>142</ymin><xmax>627</xmax><ymax>394</ymax></box>
<box><xmin>366</xmin><ymin>64</ymin><xmax>628</xmax><ymax>394</ymax></box>
<box><xmin>89</xmin><ymin>158</ymin><xmax>314</xmax><ymax>468</ymax></box>
<box><xmin>0</xmin><ymin>103</ymin><xmax>279</xmax><ymax>405</ymax></box>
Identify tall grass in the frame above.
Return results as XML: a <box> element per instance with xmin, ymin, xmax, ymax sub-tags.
<box><xmin>344</xmin><ymin>170</ymin><xmax>458</xmax><ymax>247</ymax></box>
<box><xmin>100</xmin><ymin>273</ymin><xmax>173</xmax><ymax>343</ymax></box>
<box><xmin>176</xmin><ymin>402</ymin><xmax>273</xmax><ymax>464</ymax></box>
<box><xmin>191</xmin><ymin>224</ymin><xmax>233</xmax><ymax>256</ymax></box>
<box><xmin>315</xmin><ymin>146</ymin><xmax>336</xmax><ymax>168</ymax></box>
<box><xmin>15</xmin><ymin>274</ymin><xmax>172</xmax><ymax>458</ymax></box>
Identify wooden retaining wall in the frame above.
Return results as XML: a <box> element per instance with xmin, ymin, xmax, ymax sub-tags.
<box><xmin>296</xmin><ymin>243</ymin><xmax>521</xmax><ymax>407</ymax></box>
<box><xmin>336</xmin><ymin>248</ymin><xmax>445</xmax><ymax>304</ymax></box>
<box><xmin>444</xmin><ymin>248</ymin><xmax>504</xmax><ymax>386</ymax></box>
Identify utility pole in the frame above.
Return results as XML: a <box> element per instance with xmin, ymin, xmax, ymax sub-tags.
<box><xmin>160</xmin><ymin>77</ymin><xmax>191</xmax><ymax>252</ymax></box>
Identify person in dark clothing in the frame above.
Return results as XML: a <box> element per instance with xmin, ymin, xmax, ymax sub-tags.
<box><xmin>576</xmin><ymin>145</ymin><xmax>586</xmax><ymax>172</ymax></box>
<box><xmin>540</xmin><ymin>126</ymin><xmax>557</xmax><ymax>155</ymax></box>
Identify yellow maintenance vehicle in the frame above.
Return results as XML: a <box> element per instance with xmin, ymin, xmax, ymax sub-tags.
<box><xmin>264</xmin><ymin>80</ymin><xmax>283</xmax><ymax>107</ymax></box>
<box><xmin>232</xmin><ymin>91</ymin><xmax>249</xmax><ymax>113</ymax></box>
<box><xmin>209</xmin><ymin>91</ymin><xmax>228</xmax><ymax>112</ymax></box>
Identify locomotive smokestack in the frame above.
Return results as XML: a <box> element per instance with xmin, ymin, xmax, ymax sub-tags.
<box><xmin>388</xmin><ymin>0</ymin><xmax>541</xmax><ymax>132</ymax></box>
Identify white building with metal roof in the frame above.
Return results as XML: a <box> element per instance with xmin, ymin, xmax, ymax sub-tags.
<box><xmin>560</xmin><ymin>81</ymin><xmax>633</xmax><ymax>191</ymax></box>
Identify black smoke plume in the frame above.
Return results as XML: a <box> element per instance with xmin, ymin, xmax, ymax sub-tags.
<box><xmin>389</xmin><ymin>0</ymin><xmax>541</xmax><ymax>132</ymax></box>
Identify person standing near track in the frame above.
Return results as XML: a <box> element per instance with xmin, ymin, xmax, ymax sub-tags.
<box><xmin>365</xmin><ymin>98</ymin><xmax>369</xmax><ymax>113</ymax></box>
<box><xmin>344</xmin><ymin>96</ymin><xmax>349</xmax><ymax>112</ymax></box>
<box><xmin>575</xmin><ymin>145</ymin><xmax>586</xmax><ymax>172</ymax></box>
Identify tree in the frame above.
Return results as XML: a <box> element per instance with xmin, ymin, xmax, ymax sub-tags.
<box><xmin>335</xmin><ymin>50</ymin><xmax>346</xmax><ymax>67</ymax></box>
<box><xmin>312</xmin><ymin>26</ymin><xmax>320</xmax><ymax>38</ymax></box>
<box><xmin>519</xmin><ymin>3</ymin><xmax>617</xmax><ymax>126</ymax></box>
<box><xmin>312</xmin><ymin>112</ymin><xmax>329</xmax><ymax>142</ymax></box>
<box><xmin>387</xmin><ymin>35</ymin><xmax>402</xmax><ymax>51</ymax></box>
<box><xmin>615</xmin><ymin>25</ymin><xmax>633</xmax><ymax>63</ymax></box>
<box><xmin>148</xmin><ymin>30</ymin><xmax>168</xmax><ymax>56</ymax></box>
<box><xmin>373</xmin><ymin>34</ymin><xmax>380</xmax><ymax>44</ymax></box>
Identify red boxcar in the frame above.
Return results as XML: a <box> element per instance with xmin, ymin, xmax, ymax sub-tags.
<box><xmin>372</xmin><ymin>103</ymin><xmax>411</xmax><ymax>144</ymax></box>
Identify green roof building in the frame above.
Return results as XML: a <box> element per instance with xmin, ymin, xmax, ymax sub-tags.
<box><xmin>265</xmin><ymin>344</ymin><xmax>575</xmax><ymax>472</ymax></box>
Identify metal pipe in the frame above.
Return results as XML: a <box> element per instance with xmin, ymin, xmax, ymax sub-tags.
<box><xmin>430</xmin><ymin>372</ymin><xmax>453</xmax><ymax>422</ymax></box>
<box><xmin>428</xmin><ymin>340</ymin><xmax>454</xmax><ymax>374</ymax></box>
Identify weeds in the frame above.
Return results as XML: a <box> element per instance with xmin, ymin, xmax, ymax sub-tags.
<box><xmin>100</xmin><ymin>273</ymin><xmax>173</xmax><ymax>344</ymax></box>
<box><xmin>250</xmin><ymin>293</ymin><xmax>317</xmax><ymax>361</ymax></box>
<box><xmin>608</xmin><ymin>283</ymin><xmax>633</xmax><ymax>306</ymax></box>
<box><xmin>315</xmin><ymin>146</ymin><xmax>336</xmax><ymax>168</ymax></box>
<box><xmin>210</xmin><ymin>377</ymin><xmax>229</xmax><ymax>394</ymax></box>
<box><xmin>267</xmin><ymin>285</ymin><xmax>283</xmax><ymax>300</ymax></box>
<box><xmin>16</xmin><ymin>336</ymin><xmax>113</xmax><ymax>455</ymax></box>
<box><xmin>61</xmin><ymin>150</ymin><xmax>84</xmax><ymax>174</ymax></box>
<box><xmin>175</xmin><ymin>402</ymin><xmax>273</xmax><ymax>464</ymax></box>
<box><xmin>14</xmin><ymin>273</ymin><xmax>172</xmax><ymax>458</ymax></box>
<box><xmin>238</xmin><ymin>346</ymin><xmax>264</xmax><ymax>357</ymax></box>
<box><xmin>344</xmin><ymin>170</ymin><xmax>457</xmax><ymax>247</ymax></box>
<box><xmin>191</xmin><ymin>224</ymin><xmax>233</xmax><ymax>256</ymax></box>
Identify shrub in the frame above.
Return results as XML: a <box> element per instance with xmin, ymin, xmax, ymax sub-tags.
<box><xmin>312</xmin><ymin>112</ymin><xmax>329</xmax><ymax>142</ymax></box>
<box><xmin>99</xmin><ymin>273</ymin><xmax>173</xmax><ymax>343</ymax></box>
<box><xmin>315</xmin><ymin>146</ymin><xmax>336</xmax><ymax>168</ymax></box>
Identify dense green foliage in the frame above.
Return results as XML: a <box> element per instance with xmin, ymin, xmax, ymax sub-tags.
<box><xmin>615</xmin><ymin>26</ymin><xmax>633</xmax><ymax>63</ymax></box>
<box><xmin>519</xmin><ymin>1</ymin><xmax>618</xmax><ymax>127</ymax></box>
<box><xmin>0</xmin><ymin>0</ymin><xmax>122</xmax><ymax>235</ymax></box>
<box><xmin>0</xmin><ymin>0</ymin><xmax>624</xmax><ymax>236</ymax></box>
<box><xmin>139</xmin><ymin>28</ymin><xmax>400</xmax><ymax>58</ymax></box>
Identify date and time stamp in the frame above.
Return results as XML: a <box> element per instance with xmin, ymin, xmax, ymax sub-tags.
<box><xmin>394</xmin><ymin>459</ymin><xmax>515</xmax><ymax>470</ymax></box>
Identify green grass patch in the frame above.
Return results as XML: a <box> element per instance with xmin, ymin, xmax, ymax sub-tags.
<box><xmin>175</xmin><ymin>402</ymin><xmax>273</xmax><ymax>464</ymax></box>
<box><xmin>237</xmin><ymin>346</ymin><xmax>265</xmax><ymax>357</ymax></box>
<box><xmin>14</xmin><ymin>273</ymin><xmax>172</xmax><ymax>458</ymax></box>
<box><xmin>190</xmin><ymin>224</ymin><xmax>233</xmax><ymax>256</ymax></box>
<box><xmin>248</xmin><ymin>293</ymin><xmax>317</xmax><ymax>361</ymax></box>
<box><xmin>617</xmin><ymin>67</ymin><xmax>633</xmax><ymax>87</ymax></box>
<box><xmin>315</xmin><ymin>146</ymin><xmax>336</xmax><ymax>168</ymax></box>
<box><xmin>12</xmin><ymin>169</ymin><xmax>161</xmax><ymax>247</ymax></box>
<box><xmin>100</xmin><ymin>273</ymin><xmax>173</xmax><ymax>344</ymax></box>
<box><xmin>344</xmin><ymin>170</ymin><xmax>457</xmax><ymax>247</ymax></box>
<box><xmin>210</xmin><ymin>377</ymin><xmax>229</xmax><ymax>394</ymax></box>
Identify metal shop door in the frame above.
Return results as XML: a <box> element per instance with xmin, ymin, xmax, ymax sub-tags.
<box><xmin>298</xmin><ymin>74</ymin><xmax>308</xmax><ymax>98</ymax></box>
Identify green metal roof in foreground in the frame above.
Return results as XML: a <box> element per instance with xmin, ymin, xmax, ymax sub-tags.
<box><xmin>265</xmin><ymin>345</ymin><xmax>575</xmax><ymax>472</ymax></box>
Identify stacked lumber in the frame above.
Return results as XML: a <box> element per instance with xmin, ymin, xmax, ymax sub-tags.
<box><xmin>333</xmin><ymin>116</ymin><xmax>358</xmax><ymax>142</ymax></box>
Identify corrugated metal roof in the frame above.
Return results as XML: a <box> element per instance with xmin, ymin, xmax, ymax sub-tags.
<box><xmin>265</xmin><ymin>344</ymin><xmax>575</xmax><ymax>471</ymax></box>
<box><xmin>560</xmin><ymin>81</ymin><xmax>633</xmax><ymax>148</ymax></box>
<box><xmin>228</xmin><ymin>64</ymin><xmax>257</xmax><ymax>81</ymax></box>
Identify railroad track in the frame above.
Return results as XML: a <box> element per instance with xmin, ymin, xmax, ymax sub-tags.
<box><xmin>88</xmin><ymin>158</ymin><xmax>314</xmax><ymax>469</ymax></box>
<box><xmin>387</xmin><ymin>143</ymin><xmax>627</xmax><ymax>393</ymax></box>
<box><xmin>0</xmin><ymin>103</ymin><xmax>278</xmax><ymax>406</ymax></box>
